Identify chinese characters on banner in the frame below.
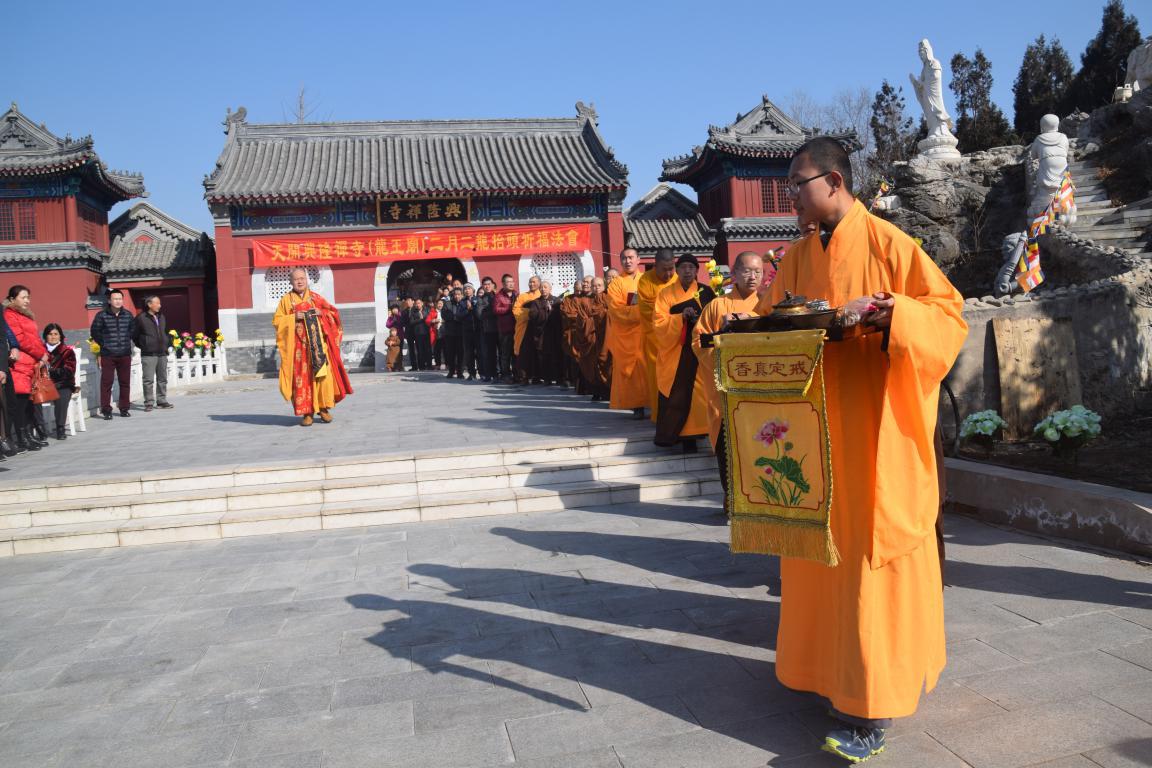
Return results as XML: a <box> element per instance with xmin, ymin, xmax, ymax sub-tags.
<box><xmin>376</xmin><ymin>197</ymin><xmax>471</xmax><ymax>226</ymax></box>
<box><xmin>726</xmin><ymin>354</ymin><xmax>813</xmax><ymax>386</ymax></box>
<box><xmin>251</xmin><ymin>224</ymin><xmax>591</xmax><ymax>267</ymax></box>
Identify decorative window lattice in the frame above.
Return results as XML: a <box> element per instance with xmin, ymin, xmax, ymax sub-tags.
<box><xmin>265</xmin><ymin>266</ymin><xmax>322</xmax><ymax>305</ymax></box>
<box><xmin>77</xmin><ymin>202</ymin><xmax>105</xmax><ymax>246</ymax></box>
<box><xmin>527</xmin><ymin>252</ymin><xmax>582</xmax><ymax>294</ymax></box>
<box><xmin>760</xmin><ymin>177</ymin><xmax>791</xmax><ymax>214</ymax></box>
<box><xmin>0</xmin><ymin>201</ymin><xmax>35</xmax><ymax>242</ymax></box>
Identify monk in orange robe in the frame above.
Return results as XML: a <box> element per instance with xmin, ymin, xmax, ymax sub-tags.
<box><xmin>636</xmin><ymin>248</ymin><xmax>677</xmax><ymax>420</ymax></box>
<box><xmin>652</xmin><ymin>254</ymin><xmax>715</xmax><ymax>449</ymax></box>
<box><xmin>753</xmin><ymin>138</ymin><xmax>966</xmax><ymax>763</ymax></box>
<box><xmin>605</xmin><ymin>248</ymin><xmax>648</xmax><ymax>417</ymax></box>
<box><xmin>272</xmin><ymin>268</ymin><xmax>353</xmax><ymax>426</ymax></box>
<box><xmin>512</xmin><ymin>275</ymin><xmax>541</xmax><ymax>382</ymax></box>
<box><xmin>691</xmin><ymin>251</ymin><xmax>763</xmax><ymax>504</ymax></box>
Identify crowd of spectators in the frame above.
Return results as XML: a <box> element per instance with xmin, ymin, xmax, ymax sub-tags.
<box><xmin>0</xmin><ymin>285</ymin><xmax>175</xmax><ymax>462</ymax></box>
<box><xmin>384</xmin><ymin>271</ymin><xmax>611</xmax><ymax>398</ymax></box>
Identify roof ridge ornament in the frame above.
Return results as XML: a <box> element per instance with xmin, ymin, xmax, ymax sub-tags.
<box><xmin>575</xmin><ymin>101</ymin><xmax>598</xmax><ymax>124</ymax></box>
<box><xmin>224</xmin><ymin>106</ymin><xmax>248</xmax><ymax>134</ymax></box>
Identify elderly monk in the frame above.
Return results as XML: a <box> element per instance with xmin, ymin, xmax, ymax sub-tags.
<box><xmin>272</xmin><ymin>268</ymin><xmax>353</xmax><ymax>426</ymax></box>
<box><xmin>559</xmin><ymin>279</ymin><xmax>589</xmax><ymax>390</ymax></box>
<box><xmin>637</xmin><ymin>248</ymin><xmax>677</xmax><ymax>420</ymax></box>
<box><xmin>691</xmin><ymin>251</ymin><xmax>764</xmax><ymax>504</ymax></box>
<box><xmin>605</xmin><ymin>248</ymin><xmax>648</xmax><ymax>418</ymax></box>
<box><xmin>752</xmin><ymin>137</ymin><xmax>966</xmax><ymax>764</ymax></box>
<box><xmin>575</xmin><ymin>276</ymin><xmax>611</xmax><ymax>401</ymax></box>
<box><xmin>652</xmin><ymin>254</ymin><xmax>715</xmax><ymax>450</ymax></box>
<box><xmin>512</xmin><ymin>275</ymin><xmax>541</xmax><ymax>383</ymax></box>
<box><xmin>524</xmin><ymin>281</ymin><xmax>563</xmax><ymax>384</ymax></box>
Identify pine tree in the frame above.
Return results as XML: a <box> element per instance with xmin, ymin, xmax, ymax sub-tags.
<box><xmin>950</xmin><ymin>49</ymin><xmax>1016</xmax><ymax>153</ymax></box>
<box><xmin>1063</xmin><ymin>0</ymin><xmax>1143</xmax><ymax>111</ymax></box>
<box><xmin>869</xmin><ymin>80</ymin><xmax>916</xmax><ymax>177</ymax></box>
<box><xmin>1013</xmin><ymin>35</ymin><xmax>1075</xmax><ymax>140</ymax></box>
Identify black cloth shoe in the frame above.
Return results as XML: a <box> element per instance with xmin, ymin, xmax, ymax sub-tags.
<box><xmin>0</xmin><ymin>438</ymin><xmax>16</xmax><ymax>456</ymax></box>
<box><xmin>144</xmin><ymin>404</ymin><xmax>154</xmax><ymax>412</ymax></box>
<box><xmin>119</xmin><ymin>410</ymin><xmax>131</xmax><ymax>417</ymax></box>
<box><xmin>55</xmin><ymin>426</ymin><xmax>67</xmax><ymax>440</ymax></box>
<box><xmin>157</xmin><ymin>402</ymin><xmax>174</xmax><ymax>409</ymax></box>
<box><xmin>28</xmin><ymin>426</ymin><xmax>48</xmax><ymax>447</ymax></box>
<box><xmin>102</xmin><ymin>411</ymin><xmax>113</xmax><ymax>420</ymax></box>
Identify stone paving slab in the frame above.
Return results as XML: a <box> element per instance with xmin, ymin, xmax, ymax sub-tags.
<box><xmin>0</xmin><ymin>497</ymin><xmax>1150</xmax><ymax>767</ymax></box>
<box><xmin>2</xmin><ymin>372</ymin><xmax>652</xmax><ymax>484</ymax></box>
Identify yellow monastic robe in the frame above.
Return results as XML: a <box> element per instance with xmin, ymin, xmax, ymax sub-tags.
<box><xmin>273</xmin><ymin>290</ymin><xmax>337</xmax><ymax>413</ymax></box>
<box><xmin>691</xmin><ymin>291</ymin><xmax>760</xmax><ymax>450</ymax></box>
<box><xmin>512</xmin><ymin>289</ymin><xmax>541</xmax><ymax>355</ymax></box>
<box><xmin>605</xmin><ymin>271</ymin><xmax>647</xmax><ymax>410</ymax></box>
<box><xmin>755</xmin><ymin>200</ymin><xmax>967</xmax><ymax>719</ymax></box>
<box><xmin>652</xmin><ymin>281</ymin><xmax>711</xmax><ymax>438</ymax></box>
<box><xmin>637</xmin><ymin>269</ymin><xmax>676</xmax><ymax>419</ymax></box>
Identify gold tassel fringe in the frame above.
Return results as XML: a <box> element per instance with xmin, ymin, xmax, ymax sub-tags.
<box><xmin>730</xmin><ymin>517</ymin><xmax>840</xmax><ymax>566</ymax></box>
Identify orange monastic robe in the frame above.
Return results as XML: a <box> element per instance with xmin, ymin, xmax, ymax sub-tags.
<box><xmin>755</xmin><ymin>200</ymin><xmax>967</xmax><ymax>719</ymax></box>
<box><xmin>605</xmin><ymin>271</ymin><xmax>647</xmax><ymax>410</ymax></box>
<box><xmin>512</xmin><ymin>289</ymin><xmax>541</xmax><ymax>356</ymax></box>
<box><xmin>637</xmin><ymin>269</ymin><xmax>675</xmax><ymax>419</ymax></box>
<box><xmin>691</xmin><ymin>291</ymin><xmax>760</xmax><ymax>450</ymax></box>
<box><xmin>652</xmin><ymin>281</ymin><xmax>711</xmax><ymax>438</ymax></box>
<box><xmin>272</xmin><ymin>289</ymin><xmax>353</xmax><ymax>416</ymax></box>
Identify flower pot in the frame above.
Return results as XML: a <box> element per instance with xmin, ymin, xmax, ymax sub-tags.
<box><xmin>1051</xmin><ymin>434</ymin><xmax>1088</xmax><ymax>460</ymax></box>
<box><xmin>966</xmin><ymin>433</ymin><xmax>996</xmax><ymax>454</ymax></box>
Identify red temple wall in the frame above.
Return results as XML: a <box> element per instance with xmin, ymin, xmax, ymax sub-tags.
<box><xmin>7</xmin><ymin>268</ymin><xmax>100</xmax><ymax>331</ymax></box>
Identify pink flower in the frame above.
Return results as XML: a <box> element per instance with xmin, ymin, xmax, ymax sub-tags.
<box><xmin>755</xmin><ymin>420</ymin><xmax>789</xmax><ymax>446</ymax></box>
<box><xmin>184</xmin><ymin>340</ymin><xmax>194</xmax><ymax>349</ymax></box>
<box><xmin>763</xmin><ymin>466</ymin><xmax>774</xmax><ymax>476</ymax></box>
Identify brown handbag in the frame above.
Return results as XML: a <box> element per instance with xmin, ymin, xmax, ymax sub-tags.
<box><xmin>30</xmin><ymin>364</ymin><xmax>60</xmax><ymax>405</ymax></box>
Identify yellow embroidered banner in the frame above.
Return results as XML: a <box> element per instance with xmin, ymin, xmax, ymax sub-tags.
<box><xmin>714</xmin><ymin>329</ymin><xmax>838</xmax><ymax>565</ymax></box>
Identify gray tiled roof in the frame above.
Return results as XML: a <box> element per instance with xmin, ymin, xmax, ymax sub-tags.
<box><xmin>717</xmin><ymin>217</ymin><xmax>801</xmax><ymax>240</ymax></box>
<box><xmin>107</xmin><ymin>202</ymin><xmax>212</xmax><ymax>279</ymax></box>
<box><xmin>0</xmin><ymin>242</ymin><xmax>107</xmax><ymax>271</ymax></box>
<box><xmin>625</xmin><ymin>216</ymin><xmax>714</xmax><ymax>253</ymax></box>
<box><xmin>106</xmin><ymin>238</ymin><xmax>207</xmax><ymax>279</ymax></box>
<box><xmin>627</xmin><ymin>184</ymin><xmax>700</xmax><ymax>220</ymax></box>
<box><xmin>0</xmin><ymin>104</ymin><xmax>145</xmax><ymax>201</ymax></box>
<box><xmin>204</xmin><ymin>103</ymin><xmax>629</xmax><ymax>203</ymax></box>
<box><xmin>661</xmin><ymin>95</ymin><xmax>858</xmax><ymax>183</ymax></box>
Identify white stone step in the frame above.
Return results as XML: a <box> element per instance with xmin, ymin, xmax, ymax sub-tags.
<box><xmin>0</xmin><ymin>449</ymin><xmax>715</xmax><ymax>529</ymax></box>
<box><xmin>0</xmin><ymin>472</ymin><xmax>722</xmax><ymax>557</ymax></box>
<box><xmin>0</xmin><ymin>437</ymin><xmax>724</xmax><ymax>557</ymax></box>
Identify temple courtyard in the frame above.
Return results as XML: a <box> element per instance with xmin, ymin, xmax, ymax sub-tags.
<box><xmin>0</xmin><ymin>374</ymin><xmax>1150</xmax><ymax>767</ymax></box>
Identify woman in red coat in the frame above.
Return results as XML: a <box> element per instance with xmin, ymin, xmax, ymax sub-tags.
<box><xmin>4</xmin><ymin>285</ymin><xmax>49</xmax><ymax>451</ymax></box>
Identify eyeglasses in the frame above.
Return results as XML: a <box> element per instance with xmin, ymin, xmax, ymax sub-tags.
<box><xmin>785</xmin><ymin>171</ymin><xmax>831</xmax><ymax>198</ymax></box>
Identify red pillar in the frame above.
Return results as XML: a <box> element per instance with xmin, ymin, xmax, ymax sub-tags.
<box><xmin>64</xmin><ymin>195</ymin><xmax>77</xmax><ymax>241</ymax></box>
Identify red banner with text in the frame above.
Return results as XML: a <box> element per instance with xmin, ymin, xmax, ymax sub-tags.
<box><xmin>251</xmin><ymin>224</ymin><xmax>590</xmax><ymax>267</ymax></box>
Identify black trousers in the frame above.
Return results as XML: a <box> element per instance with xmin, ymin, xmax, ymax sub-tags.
<box><xmin>497</xmin><ymin>333</ymin><xmax>514</xmax><ymax>380</ymax></box>
<box><xmin>479</xmin><ymin>332</ymin><xmax>497</xmax><ymax>378</ymax></box>
<box><xmin>412</xmin><ymin>335</ymin><xmax>432</xmax><ymax>370</ymax></box>
<box><xmin>1</xmin><ymin>375</ymin><xmax>20</xmax><ymax>438</ymax></box>
<box><xmin>53</xmin><ymin>386</ymin><xmax>74</xmax><ymax>429</ymax></box>
<box><xmin>443</xmin><ymin>336</ymin><xmax>463</xmax><ymax>376</ymax></box>
<box><xmin>461</xmin><ymin>334</ymin><xmax>477</xmax><ymax>376</ymax></box>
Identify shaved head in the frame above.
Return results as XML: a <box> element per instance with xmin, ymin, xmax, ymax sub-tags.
<box><xmin>654</xmin><ymin>248</ymin><xmax>675</xmax><ymax>266</ymax></box>
<box><xmin>732</xmin><ymin>251</ymin><xmax>762</xmax><ymax>271</ymax></box>
<box><xmin>793</xmin><ymin>136</ymin><xmax>853</xmax><ymax>194</ymax></box>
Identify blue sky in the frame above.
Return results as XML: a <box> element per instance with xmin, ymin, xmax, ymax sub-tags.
<box><xmin>4</xmin><ymin>0</ymin><xmax>1145</xmax><ymax>233</ymax></box>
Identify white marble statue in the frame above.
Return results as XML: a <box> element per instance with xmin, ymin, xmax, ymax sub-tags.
<box><xmin>909</xmin><ymin>39</ymin><xmax>962</xmax><ymax>160</ymax></box>
<box><xmin>1027</xmin><ymin>114</ymin><xmax>1075</xmax><ymax>224</ymax></box>
<box><xmin>1126</xmin><ymin>37</ymin><xmax>1152</xmax><ymax>93</ymax></box>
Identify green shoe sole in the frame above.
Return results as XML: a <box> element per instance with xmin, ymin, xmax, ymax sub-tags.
<box><xmin>821</xmin><ymin>739</ymin><xmax>886</xmax><ymax>763</ymax></box>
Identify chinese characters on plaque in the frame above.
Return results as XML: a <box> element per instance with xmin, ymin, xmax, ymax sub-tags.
<box><xmin>376</xmin><ymin>197</ymin><xmax>470</xmax><ymax>226</ymax></box>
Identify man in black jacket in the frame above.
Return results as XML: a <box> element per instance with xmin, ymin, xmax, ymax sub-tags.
<box><xmin>460</xmin><ymin>284</ymin><xmax>480</xmax><ymax>381</ymax></box>
<box><xmin>475</xmin><ymin>277</ymin><xmax>499</xmax><ymax>382</ymax></box>
<box><xmin>406</xmin><ymin>299</ymin><xmax>431</xmax><ymax>371</ymax></box>
<box><xmin>439</xmin><ymin>288</ymin><xmax>465</xmax><ymax>379</ymax></box>
<box><xmin>133</xmin><ymin>295</ymin><xmax>173</xmax><ymax>412</ymax></box>
<box><xmin>89</xmin><ymin>289</ymin><xmax>135</xmax><ymax>419</ymax></box>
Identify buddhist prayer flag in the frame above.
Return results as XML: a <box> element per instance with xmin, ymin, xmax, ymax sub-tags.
<box><xmin>1015</xmin><ymin>171</ymin><xmax>1076</xmax><ymax>293</ymax></box>
<box><xmin>251</xmin><ymin>224</ymin><xmax>590</xmax><ymax>267</ymax></box>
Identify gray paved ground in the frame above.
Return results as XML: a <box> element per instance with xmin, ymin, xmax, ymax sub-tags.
<box><xmin>1</xmin><ymin>497</ymin><xmax>1150</xmax><ymax>767</ymax></box>
<box><xmin>3</xmin><ymin>373</ymin><xmax>651</xmax><ymax>484</ymax></box>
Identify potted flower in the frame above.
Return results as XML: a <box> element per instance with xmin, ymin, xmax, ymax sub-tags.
<box><xmin>959</xmin><ymin>410</ymin><xmax>1007</xmax><ymax>454</ymax></box>
<box><xmin>1034</xmin><ymin>405</ymin><xmax>1102</xmax><ymax>461</ymax></box>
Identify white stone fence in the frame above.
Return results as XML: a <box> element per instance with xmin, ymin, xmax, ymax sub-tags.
<box><xmin>75</xmin><ymin>345</ymin><xmax>228</xmax><ymax>414</ymax></box>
